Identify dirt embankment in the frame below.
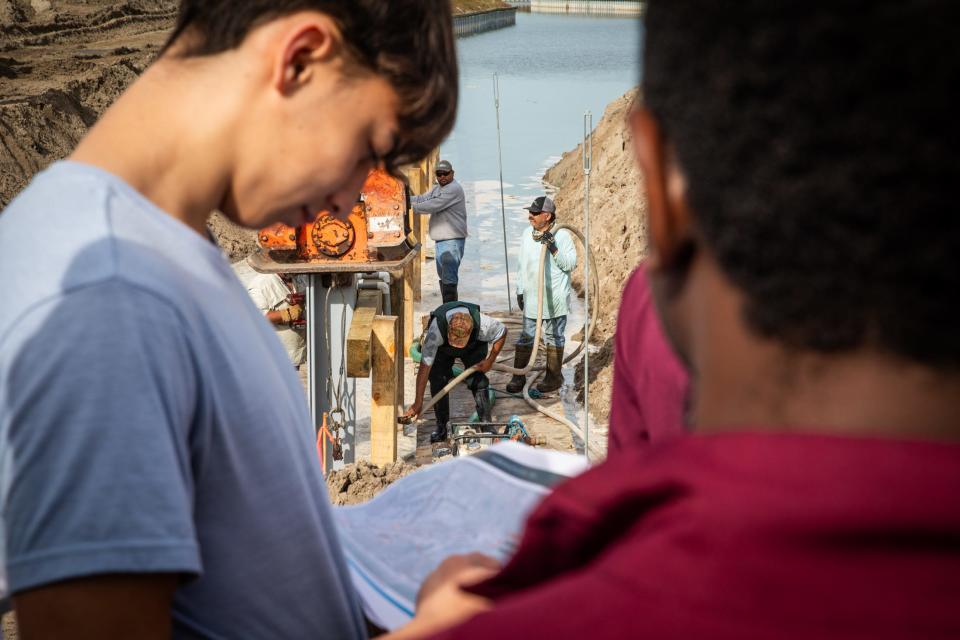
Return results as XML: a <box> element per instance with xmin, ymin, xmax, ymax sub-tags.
<box><xmin>0</xmin><ymin>0</ymin><xmax>176</xmax><ymax>208</ymax></box>
<box><xmin>543</xmin><ymin>88</ymin><xmax>648</xmax><ymax>420</ymax></box>
<box><xmin>453</xmin><ymin>0</ymin><xmax>510</xmax><ymax>14</ymax></box>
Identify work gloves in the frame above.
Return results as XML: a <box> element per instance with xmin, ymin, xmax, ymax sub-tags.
<box><xmin>537</xmin><ymin>230</ymin><xmax>559</xmax><ymax>255</ymax></box>
<box><xmin>517</xmin><ymin>293</ymin><xmax>524</xmax><ymax>311</ymax></box>
<box><xmin>279</xmin><ymin>304</ymin><xmax>303</xmax><ymax>326</ymax></box>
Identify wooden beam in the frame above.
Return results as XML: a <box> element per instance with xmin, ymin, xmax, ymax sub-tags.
<box><xmin>415</xmin><ymin>418</ymin><xmax>432</xmax><ymax>467</ymax></box>
<box><xmin>389</xmin><ymin>269</ymin><xmax>406</xmax><ymax>412</ymax></box>
<box><xmin>346</xmin><ymin>290</ymin><xmax>382</xmax><ymax>378</ymax></box>
<box><xmin>402</xmin><ymin>260</ymin><xmax>415</xmax><ymax>355</ymax></box>
<box><xmin>411</xmin><ymin>210</ymin><xmax>422</xmax><ymax>303</ymax></box>
<box><xmin>370</xmin><ymin>314</ymin><xmax>398</xmax><ymax>465</ymax></box>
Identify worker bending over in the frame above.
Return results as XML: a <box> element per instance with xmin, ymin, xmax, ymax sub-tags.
<box><xmin>507</xmin><ymin>196</ymin><xmax>577</xmax><ymax>394</ymax></box>
<box><xmin>402</xmin><ymin>302</ymin><xmax>507</xmax><ymax>443</ymax></box>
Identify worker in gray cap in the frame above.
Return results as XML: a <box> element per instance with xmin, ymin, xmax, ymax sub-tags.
<box><xmin>508</xmin><ymin>196</ymin><xmax>577</xmax><ymax>394</ymax></box>
<box><xmin>411</xmin><ymin>159</ymin><xmax>468</xmax><ymax>303</ymax></box>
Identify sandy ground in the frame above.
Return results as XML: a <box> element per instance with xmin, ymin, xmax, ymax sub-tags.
<box><xmin>544</xmin><ymin>88</ymin><xmax>648</xmax><ymax>421</ymax></box>
<box><xmin>0</xmin><ymin>0</ymin><xmax>176</xmax><ymax>208</ymax></box>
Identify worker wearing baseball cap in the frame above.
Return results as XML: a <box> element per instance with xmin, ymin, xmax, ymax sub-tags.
<box><xmin>508</xmin><ymin>196</ymin><xmax>577</xmax><ymax>394</ymax></box>
<box><xmin>402</xmin><ymin>301</ymin><xmax>507</xmax><ymax>443</ymax></box>
<box><xmin>411</xmin><ymin>159</ymin><xmax>468</xmax><ymax>303</ymax></box>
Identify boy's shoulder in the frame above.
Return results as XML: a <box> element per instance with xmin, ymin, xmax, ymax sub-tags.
<box><xmin>0</xmin><ymin>162</ymin><xmax>230</xmax><ymax>338</ymax></box>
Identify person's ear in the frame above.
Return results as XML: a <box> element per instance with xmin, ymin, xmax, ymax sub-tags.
<box><xmin>630</xmin><ymin>107</ymin><xmax>694</xmax><ymax>272</ymax></box>
<box><xmin>274</xmin><ymin>14</ymin><xmax>342</xmax><ymax>95</ymax></box>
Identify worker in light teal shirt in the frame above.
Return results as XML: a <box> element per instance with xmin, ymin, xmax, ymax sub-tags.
<box><xmin>508</xmin><ymin>196</ymin><xmax>577</xmax><ymax>394</ymax></box>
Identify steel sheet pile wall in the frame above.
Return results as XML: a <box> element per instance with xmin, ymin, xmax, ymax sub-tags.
<box><xmin>453</xmin><ymin>7</ymin><xmax>518</xmax><ymax>38</ymax></box>
<box><xmin>529</xmin><ymin>0</ymin><xmax>642</xmax><ymax>15</ymax></box>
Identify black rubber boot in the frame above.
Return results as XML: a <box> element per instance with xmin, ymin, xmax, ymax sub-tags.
<box><xmin>505</xmin><ymin>344</ymin><xmax>533</xmax><ymax>394</ymax></box>
<box><xmin>430</xmin><ymin>399</ymin><xmax>450</xmax><ymax>443</ymax></box>
<box><xmin>430</xmin><ymin>422</ymin><xmax>448</xmax><ymax>444</ymax></box>
<box><xmin>473</xmin><ymin>388</ymin><xmax>497</xmax><ymax>434</ymax></box>
<box><xmin>537</xmin><ymin>345</ymin><xmax>564</xmax><ymax>393</ymax></box>
<box><xmin>440</xmin><ymin>282</ymin><xmax>458</xmax><ymax>303</ymax></box>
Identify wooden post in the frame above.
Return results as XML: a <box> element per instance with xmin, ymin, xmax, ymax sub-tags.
<box><xmin>346</xmin><ymin>290</ymin><xmax>382</xmax><ymax>377</ymax></box>
<box><xmin>402</xmin><ymin>261</ymin><xmax>415</xmax><ymax>356</ymax></box>
<box><xmin>411</xmin><ymin>216</ymin><xmax>422</xmax><ymax>303</ymax></box>
<box><xmin>389</xmin><ymin>269</ymin><xmax>405</xmax><ymax>412</ymax></box>
<box><xmin>415</xmin><ymin>419</ymin><xmax>433</xmax><ymax>467</ymax></box>
<box><xmin>370</xmin><ymin>315</ymin><xmax>398</xmax><ymax>464</ymax></box>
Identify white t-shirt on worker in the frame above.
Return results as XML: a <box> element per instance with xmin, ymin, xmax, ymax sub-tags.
<box><xmin>232</xmin><ymin>257</ymin><xmax>306</xmax><ymax>365</ymax></box>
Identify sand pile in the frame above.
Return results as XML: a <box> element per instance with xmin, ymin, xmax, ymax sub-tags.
<box><xmin>543</xmin><ymin>88</ymin><xmax>648</xmax><ymax>420</ymax></box>
<box><xmin>326</xmin><ymin>460</ymin><xmax>418</xmax><ymax>506</ymax></box>
<box><xmin>0</xmin><ymin>0</ymin><xmax>175</xmax><ymax>209</ymax></box>
<box><xmin>208</xmin><ymin>211</ymin><xmax>258</xmax><ymax>263</ymax></box>
<box><xmin>0</xmin><ymin>1</ymin><xmax>260</xmax><ymax>260</ymax></box>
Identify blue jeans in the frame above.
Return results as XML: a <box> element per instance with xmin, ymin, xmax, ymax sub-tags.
<box><xmin>516</xmin><ymin>315</ymin><xmax>567</xmax><ymax>349</ymax></box>
<box><xmin>435</xmin><ymin>238</ymin><xmax>465</xmax><ymax>285</ymax></box>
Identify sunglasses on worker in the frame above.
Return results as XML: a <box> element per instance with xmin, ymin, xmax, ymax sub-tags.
<box><xmin>436</xmin><ymin>170</ymin><xmax>451</xmax><ymax>177</ymax></box>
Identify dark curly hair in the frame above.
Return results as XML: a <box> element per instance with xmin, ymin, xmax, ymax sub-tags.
<box><xmin>643</xmin><ymin>1</ymin><xmax>960</xmax><ymax>369</ymax></box>
<box><xmin>162</xmin><ymin>0</ymin><xmax>458</xmax><ymax>171</ymax></box>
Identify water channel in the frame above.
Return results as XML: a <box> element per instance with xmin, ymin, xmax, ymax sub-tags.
<box><xmin>438</xmin><ymin>11</ymin><xmax>642</xmax><ymax>313</ymax></box>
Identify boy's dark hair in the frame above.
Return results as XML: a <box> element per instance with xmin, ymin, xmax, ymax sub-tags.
<box><xmin>162</xmin><ymin>0</ymin><xmax>458</xmax><ymax>169</ymax></box>
<box><xmin>643</xmin><ymin>0</ymin><xmax>960</xmax><ymax>369</ymax></box>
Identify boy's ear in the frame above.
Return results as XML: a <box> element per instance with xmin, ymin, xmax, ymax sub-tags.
<box><xmin>630</xmin><ymin>107</ymin><xmax>694</xmax><ymax>272</ymax></box>
<box><xmin>274</xmin><ymin>14</ymin><xmax>342</xmax><ymax>95</ymax></box>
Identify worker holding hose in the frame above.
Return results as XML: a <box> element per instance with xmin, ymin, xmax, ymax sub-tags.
<box><xmin>402</xmin><ymin>302</ymin><xmax>507</xmax><ymax>443</ymax></box>
<box><xmin>507</xmin><ymin>196</ymin><xmax>577</xmax><ymax>394</ymax></box>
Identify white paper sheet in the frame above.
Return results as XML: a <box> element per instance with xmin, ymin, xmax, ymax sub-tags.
<box><xmin>333</xmin><ymin>441</ymin><xmax>589</xmax><ymax>630</ymax></box>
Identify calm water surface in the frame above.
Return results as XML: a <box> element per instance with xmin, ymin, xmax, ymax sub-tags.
<box><xmin>439</xmin><ymin>12</ymin><xmax>642</xmax><ymax>312</ymax></box>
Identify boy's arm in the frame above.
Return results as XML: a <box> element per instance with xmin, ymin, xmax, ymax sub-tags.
<box><xmin>15</xmin><ymin>575</ymin><xmax>178</xmax><ymax>640</ymax></box>
<box><xmin>3</xmin><ymin>282</ymin><xmax>201</xmax><ymax>632</ymax></box>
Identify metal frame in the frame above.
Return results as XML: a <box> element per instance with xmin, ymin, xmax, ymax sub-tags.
<box><xmin>306</xmin><ymin>274</ymin><xmax>358</xmax><ymax>472</ymax></box>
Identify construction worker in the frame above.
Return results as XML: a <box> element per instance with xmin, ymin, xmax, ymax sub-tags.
<box><xmin>507</xmin><ymin>196</ymin><xmax>577</xmax><ymax>394</ymax></box>
<box><xmin>402</xmin><ymin>302</ymin><xmax>507</xmax><ymax>443</ymax></box>
<box><xmin>0</xmin><ymin>0</ymin><xmax>457</xmax><ymax>637</ymax></box>
<box><xmin>232</xmin><ymin>256</ymin><xmax>306</xmax><ymax>366</ymax></box>
<box><xmin>411</xmin><ymin>159</ymin><xmax>467</xmax><ymax>303</ymax></box>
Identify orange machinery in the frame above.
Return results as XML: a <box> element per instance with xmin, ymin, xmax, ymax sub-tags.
<box><xmin>252</xmin><ymin>168</ymin><xmax>418</xmax><ymax>272</ymax></box>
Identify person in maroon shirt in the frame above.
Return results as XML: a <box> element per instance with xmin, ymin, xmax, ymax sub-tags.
<box><xmin>608</xmin><ymin>264</ymin><xmax>689</xmax><ymax>455</ymax></box>
<box><xmin>385</xmin><ymin>1</ymin><xmax>960</xmax><ymax>638</ymax></box>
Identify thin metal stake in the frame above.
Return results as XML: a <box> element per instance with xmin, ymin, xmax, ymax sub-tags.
<box><xmin>582</xmin><ymin>111</ymin><xmax>593</xmax><ymax>460</ymax></box>
<box><xmin>494</xmin><ymin>73</ymin><xmax>513</xmax><ymax>313</ymax></box>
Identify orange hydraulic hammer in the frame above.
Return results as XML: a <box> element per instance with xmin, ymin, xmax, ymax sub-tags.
<box><xmin>257</xmin><ymin>168</ymin><xmax>412</xmax><ymax>265</ymax></box>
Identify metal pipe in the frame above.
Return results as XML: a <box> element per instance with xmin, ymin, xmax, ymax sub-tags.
<box><xmin>493</xmin><ymin>73</ymin><xmax>514</xmax><ymax>313</ymax></box>
<box><xmin>357</xmin><ymin>280</ymin><xmax>391</xmax><ymax>315</ymax></box>
<box><xmin>582</xmin><ymin>111</ymin><xmax>593</xmax><ymax>461</ymax></box>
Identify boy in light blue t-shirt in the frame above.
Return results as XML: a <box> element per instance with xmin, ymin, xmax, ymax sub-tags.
<box><xmin>0</xmin><ymin>1</ymin><xmax>458</xmax><ymax>637</ymax></box>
